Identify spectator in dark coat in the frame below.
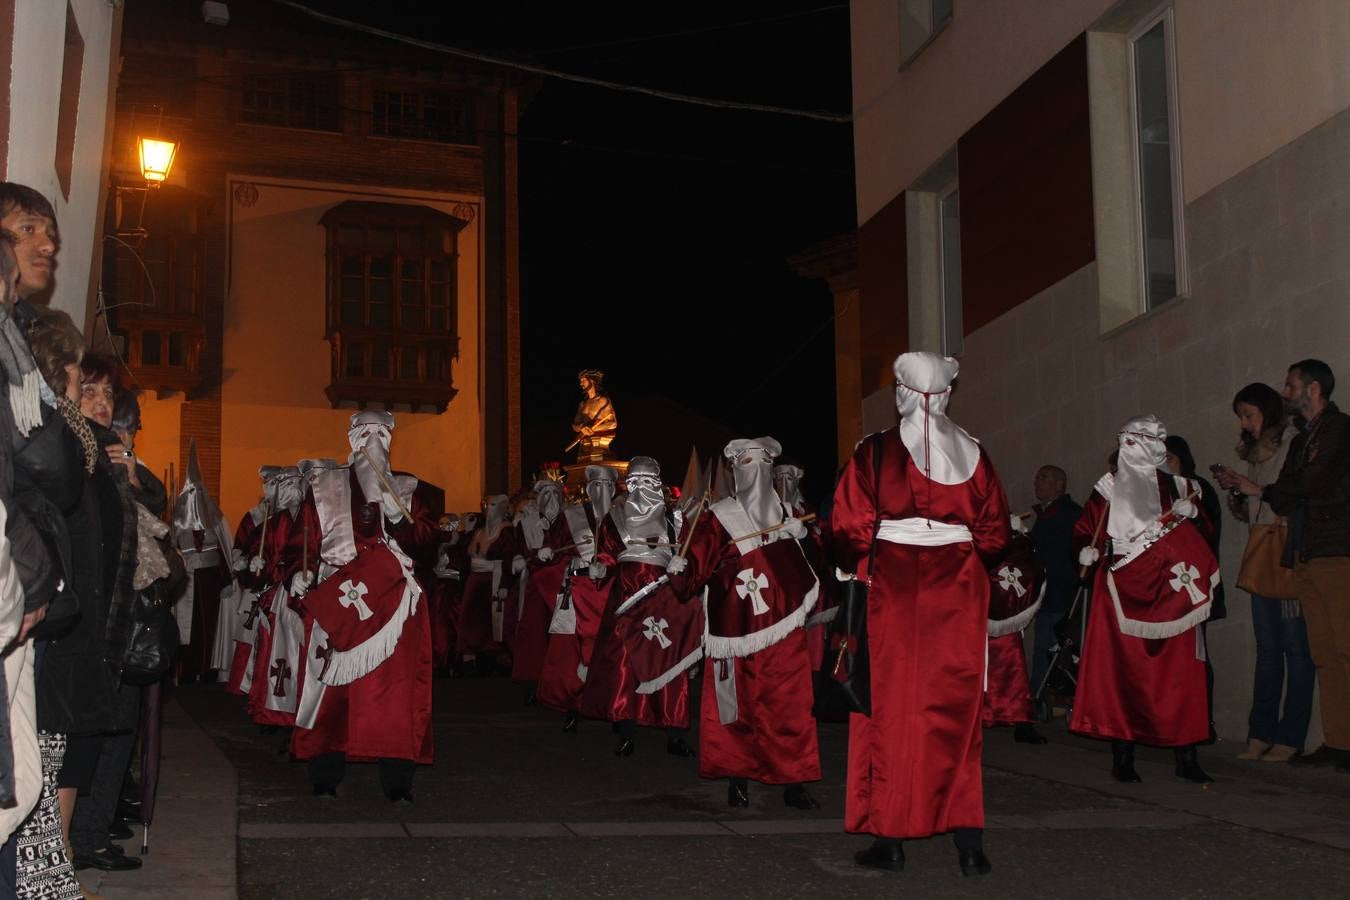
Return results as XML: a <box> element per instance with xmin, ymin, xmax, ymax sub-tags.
<box><xmin>1028</xmin><ymin>465</ymin><xmax>1082</xmax><ymax>706</ymax></box>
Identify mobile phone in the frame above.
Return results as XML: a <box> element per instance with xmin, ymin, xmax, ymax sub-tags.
<box><xmin>1208</xmin><ymin>463</ymin><xmax>1225</xmax><ymax>475</ymax></box>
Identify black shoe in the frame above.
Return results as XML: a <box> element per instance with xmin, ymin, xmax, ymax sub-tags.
<box><xmin>1111</xmin><ymin>741</ymin><xmax>1142</xmax><ymax>783</ymax></box>
<box><xmin>666</xmin><ymin>737</ymin><xmax>696</xmax><ymax>758</ymax></box>
<box><xmin>108</xmin><ymin>820</ymin><xmax>135</xmax><ymax>841</ymax></box>
<box><xmin>854</xmin><ymin>841</ymin><xmax>904</xmax><ymax>871</ymax></box>
<box><xmin>312</xmin><ymin>783</ymin><xmax>338</xmax><ymax>799</ymax></box>
<box><xmin>958</xmin><ymin>848</ymin><xmax>992</xmax><ymax>877</ymax></box>
<box><xmin>523</xmin><ymin>691</ymin><xmax>537</xmax><ymax>706</ymax></box>
<box><xmin>1290</xmin><ymin>744</ymin><xmax>1348</xmax><ymax>767</ymax></box>
<box><xmin>1014</xmin><ymin>723</ymin><xmax>1048</xmax><ymax>745</ymax></box>
<box><xmin>75</xmin><ymin>847</ymin><xmax>143</xmax><ymax>872</ymax></box>
<box><xmin>783</xmin><ymin>784</ymin><xmax>821</xmax><ymax>810</ymax></box>
<box><xmin>727</xmin><ymin>781</ymin><xmax>750</xmax><ymax>808</ymax></box>
<box><xmin>562</xmin><ymin>712</ymin><xmax>578</xmax><ymax>734</ymax></box>
<box><xmin>1174</xmin><ymin>747</ymin><xmax>1213</xmax><ymax>784</ymax></box>
<box><xmin>386</xmin><ymin>788</ymin><xmax>414</xmax><ymax>805</ymax></box>
<box><xmin>614</xmin><ymin>738</ymin><xmax>635</xmax><ymax>757</ymax></box>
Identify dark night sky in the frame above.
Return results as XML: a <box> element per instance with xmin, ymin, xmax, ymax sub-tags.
<box><xmin>304</xmin><ymin>2</ymin><xmax>857</xmax><ymax>501</ymax></box>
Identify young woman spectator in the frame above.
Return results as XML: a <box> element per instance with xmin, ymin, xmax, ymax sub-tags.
<box><xmin>1223</xmin><ymin>383</ymin><xmax>1313</xmax><ymax>762</ymax></box>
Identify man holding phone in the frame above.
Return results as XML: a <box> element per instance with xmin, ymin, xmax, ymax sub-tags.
<box><xmin>1217</xmin><ymin>360</ymin><xmax>1350</xmax><ymax>770</ymax></box>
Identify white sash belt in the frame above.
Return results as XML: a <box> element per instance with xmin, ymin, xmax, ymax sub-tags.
<box><xmin>470</xmin><ymin>558</ymin><xmax>498</xmax><ymax>574</ymax></box>
<box><xmin>876</xmin><ymin>518</ymin><xmax>972</xmax><ymax>547</ymax></box>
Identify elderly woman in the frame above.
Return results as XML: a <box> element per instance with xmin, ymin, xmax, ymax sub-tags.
<box><xmin>32</xmin><ymin>348</ymin><xmax>142</xmax><ymax>873</ymax></box>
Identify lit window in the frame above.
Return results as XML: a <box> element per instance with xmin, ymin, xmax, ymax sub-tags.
<box><xmin>1130</xmin><ymin>12</ymin><xmax>1184</xmax><ymax>309</ymax></box>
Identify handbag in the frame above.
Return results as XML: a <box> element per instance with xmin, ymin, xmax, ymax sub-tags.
<box><xmin>1237</xmin><ymin>516</ymin><xmax>1297</xmax><ymax>601</ymax></box>
<box><xmin>113</xmin><ymin>534</ymin><xmax>185</xmax><ymax>685</ymax></box>
<box><xmin>823</xmin><ymin>433</ymin><xmax>884</xmax><ymax>718</ymax></box>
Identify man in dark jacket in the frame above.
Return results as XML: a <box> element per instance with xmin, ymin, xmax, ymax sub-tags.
<box><xmin>1224</xmin><ymin>359</ymin><xmax>1350</xmax><ymax>769</ymax></box>
<box><xmin>1028</xmin><ymin>466</ymin><xmax>1081</xmax><ymax>709</ymax></box>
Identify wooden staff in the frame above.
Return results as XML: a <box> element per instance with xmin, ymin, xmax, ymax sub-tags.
<box><xmin>256</xmin><ymin>499</ymin><xmax>271</xmax><ymax>570</ymax></box>
<box><xmin>675</xmin><ymin>488</ymin><xmax>712</xmax><ymax>558</ymax></box>
<box><xmin>729</xmin><ymin>512</ymin><xmax>817</xmax><ymax>545</ymax></box>
<box><xmin>302</xmin><ymin>517</ymin><xmax>310</xmax><ymax>582</ymax></box>
<box><xmin>1079</xmin><ymin>507</ymin><xmax>1108</xmax><ymax>581</ymax></box>
<box><xmin>358</xmin><ymin>445</ymin><xmax>414</xmax><ymax>522</ymax></box>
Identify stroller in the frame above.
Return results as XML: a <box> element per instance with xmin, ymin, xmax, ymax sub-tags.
<box><xmin>1032</xmin><ymin>583</ymin><xmax>1088</xmax><ymax>720</ymax></box>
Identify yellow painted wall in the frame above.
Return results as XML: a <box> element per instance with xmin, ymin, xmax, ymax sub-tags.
<box><xmin>207</xmin><ymin>177</ymin><xmax>484</xmax><ymax>526</ymax></box>
<box><xmin>134</xmin><ymin>392</ymin><xmax>183</xmax><ymax>495</ymax></box>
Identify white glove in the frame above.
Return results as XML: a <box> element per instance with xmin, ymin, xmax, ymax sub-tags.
<box><xmin>290</xmin><ymin>570</ymin><xmax>315</xmax><ymax>598</ymax></box>
<box><xmin>782</xmin><ymin>517</ymin><xmax>807</xmax><ymax>540</ymax></box>
<box><xmin>1172</xmin><ymin>498</ymin><xmax>1198</xmax><ymax>519</ymax></box>
<box><xmin>1010</xmin><ymin>514</ymin><xmax>1028</xmax><ymax>536</ymax></box>
<box><xmin>495</xmin><ymin>588</ymin><xmax>509</xmax><ymax>600</ymax></box>
<box><xmin>249</xmin><ymin>555</ymin><xmax>264</xmax><ymax>574</ymax></box>
<box><xmin>666</xmin><ymin>554</ymin><xmax>688</xmax><ymax>575</ymax></box>
<box><xmin>1077</xmin><ymin>546</ymin><xmax>1100</xmax><ymax>567</ymax></box>
<box><xmin>537</xmin><ymin>547</ymin><xmax>554</xmax><ymax>563</ymax></box>
<box><xmin>588</xmin><ymin>560</ymin><xmax>608</xmax><ymax>580</ymax></box>
<box><xmin>511</xmin><ymin>555</ymin><xmax>526</xmax><ymax>575</ymax></box>
<box><xmin>230</xmin><ymin>549</ymin><xmax>247</xmax><ymax>573</ymax></box>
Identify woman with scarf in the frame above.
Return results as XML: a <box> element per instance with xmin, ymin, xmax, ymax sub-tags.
<box><xmin>831</xmin><ymin>352</ymin><xmax>1012</xmax><ymax>877</ymax></box>
<box><xmin>36</xmin><ymin>351</ymin><xmax>143</xmax><ymax>875</ymax></box>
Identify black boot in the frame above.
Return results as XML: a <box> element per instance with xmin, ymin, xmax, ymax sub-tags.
<box><xmin>561</xmin><ymin>712</ymin><xmax>578</xmax><ymax>734</ymax></box>
<box><xmin>854</xmin><ymin>837</ymin><xmax>904</xmax><ymax>871</ymax></box>
<box><xmin>1014</xmin><ymin>723</ymin><xmax>1048</xmax><ymax>745</ymax></box>
<box><xmin>1174</xmin><ymin>745</ymin><xmax>1213</xmax><ymax>783</ymax></box>
<box><xmin>783</xmin><ymin>784</ymin><xmax>820</xmax><ymax>810</ymax></box>
<box><xmin>666</xmin><ymin>736</ymin><xmax>696</xmax><ymax>758</ymax></box>
<box><xmin>1111</xmin><ymin>740</ymin><xmax>1142</xmax><ymax>783</ymax></box>
<box><xmin>955</xmin><ymin>829</ymin><xmax>991</xmax><ymax>876</ymax></box>
<box><xmin>727</xmin><ymin>778</ymin><xmax>750</xmax><ymax>808</ymax></box>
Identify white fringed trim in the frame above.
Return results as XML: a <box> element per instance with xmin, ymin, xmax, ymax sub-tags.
<box><xmin>1106</xmin><ymin>568</ymin><xmax>1214</xmax><ymax>640</ymax></box>
<box><xmin>988</xmin><ymin>582</ymin><xmax>1046</xmax><ymax>638</ymax></box>
<box><xmin>635</xmin><ymin>646</ymin><xmax>703</xmax><ymax>695</ymax></box>
<box><xmin>805</xmin><ymin>605</ymin><xmax>838</xmax><ymax>627</ymax></box>
<box><xmin>704</xmin><ymin>578</ymin><xmax>818</xmax><ymax>659</ymax></box>
<box><xmin>10</xmin><ymin>370</ymin><xmax>41</xmax><ymax>437</ymax></box>
<box><xmin>318</xmin><ymin>568</ymin><xmax>423</xmax><ymax>686</ymax></box>
<box><xmin>576</xmin><ymin>662</ymin><xmax>588</xmax><ymax>682</ymax></box>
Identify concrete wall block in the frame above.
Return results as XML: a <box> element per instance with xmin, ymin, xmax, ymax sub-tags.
<box><xmin>1275</xmin><ymin>112</ymin><xmax>1350</xmax><ymax>224</ymax></box>
<box><xmin>1192</xmin><ymin>245</ymin><xmax>1257</xmax><ymax>314</ymax></box>
<box><xmin>1307</xmin><ymin>194</ymin><xmax>1350</xmax><ymax>280</ymax></box>
<box><xmin>1185</xmin><ymin>187</ymin><xmax>1228</xmax><ymax>270</ymax></box>
<box><xmin>1049</xmin><ymin>265</ymin><xmax>1099</xmax><ymax>335</ymax></box>
<box><xmin>1214</xmin><ymin>159</ymin><xmax>1280</xmax><ymax>256</ymax></box>
<box><xmin>1180</xmin><ymin>328</ymin><xmax>1236</xmax><ymax>413</ymax></box>
<box><xmin>1248</xmin><ymin>213</ymin><xmax>1318</xmax><ymax>303</ymax></box>
<box><xmin>1035</xmin><ymin>337</ymin><xmax>1076</xmax><ymax>407</ymax></box>
<box><xmin>1013</xmin><ymin>290</ymin><xmax>1055</xmax><ymax>354</ymax></box>
<box><xmin>1285</xmin><ymin>276</ymin><xmax>1350</xmax><ymax>366</ymax></box>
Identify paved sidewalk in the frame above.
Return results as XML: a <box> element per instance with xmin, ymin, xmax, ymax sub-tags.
<box><xmin>86</xmin><ymin>699</ymin><xmax>237</xmax><ymax>899</ymax></box>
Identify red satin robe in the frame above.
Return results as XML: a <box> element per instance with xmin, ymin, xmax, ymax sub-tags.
<box><xmin>512</xmin><ymin>514</ymin><xmax>578</xmax><ymax>683</ymax></box>
<box><xmin>1070</xmin><ymin>475</ymin><xmax>1215</xmax><ymax>746</ymax></box>
<box><xmin>578</xmin><ymin>514</ymin><xmax>689</xmax><ymax>728</ymax></box>
<box><xmin>290</xmin><ymin>471</ymin><xmax>437</xmax><ymax>764</ymax></box>
<box><xmin>832</xmin><ymin>429</ymin><xmax>1010</xmax><ymax>839</ymax></box>
<box><xmin>457</xmin><ymin>525</ymin><xmax>521</xmax><ymax>657</ymax></box>
<box><xmin>428</xmin><ymin>538</ymin><xmax>468</xmax><ymax>669</ymax></box>
<box><xmin>677</xmin><ymin>511</ymin><xmax>820</xmax><ymax>786</ymax></box>
<box><xmin>537</xmin><ymin>508</ymin><xmax>609</xmax><ymax>714</ymax></box>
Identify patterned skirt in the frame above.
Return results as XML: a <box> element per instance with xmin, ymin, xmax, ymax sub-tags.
<box><xmin>15</xmin><ymin>731</ymin><xmax>80</xmax><ymax>900</ymax></box>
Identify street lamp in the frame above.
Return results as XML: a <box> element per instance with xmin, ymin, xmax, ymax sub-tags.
<box><xmin>137</xmin><ymin>136</ymin><xmax>178</xmax><ymax>184</ymax></box>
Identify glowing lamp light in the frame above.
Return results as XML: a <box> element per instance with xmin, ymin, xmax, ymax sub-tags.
<box><xmin>137</xmin><ymin>136</ymin><xmax>178</xmax><ymax>183</ymax></box>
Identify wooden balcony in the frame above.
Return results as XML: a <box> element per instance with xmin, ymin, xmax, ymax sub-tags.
<box><xmin>116</xmin><ymin>311</ymin><xmax>206</xmax><ymax>396</ymax></box>
<box><xmin>325</xmin><ymin>328</ymin><xmax>459</xmax><ymax>414</ymax></box>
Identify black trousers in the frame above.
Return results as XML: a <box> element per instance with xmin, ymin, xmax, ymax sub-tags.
<box><xmin>308</xmin><ymin>752</ymin><xmax>415</xmax><ymax>794</ymax></box>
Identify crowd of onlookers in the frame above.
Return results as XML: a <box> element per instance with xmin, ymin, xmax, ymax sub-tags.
<box><xmin>1027</xmin><ymin>358</ymin><xmax>1349</xmax><ymax>773</ymax></box>
<box><xmin>0</xmin><ymin>182</ymin><xmax>183</xmax><ymax>900</ymax></box>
